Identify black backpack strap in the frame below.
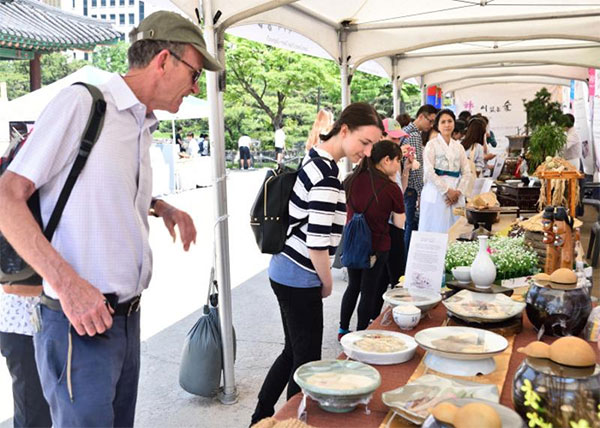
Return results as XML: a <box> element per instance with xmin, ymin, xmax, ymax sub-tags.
<box><xmin>43</xmin><ymin>82</ymin><xmax>106</xmax><ymax>242</ymax></box>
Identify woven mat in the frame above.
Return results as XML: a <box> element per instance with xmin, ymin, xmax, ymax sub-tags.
<box><xmin>379</xmin><ymin>335</ymin><xmax>516</xmax><ymax>428</ymax></box>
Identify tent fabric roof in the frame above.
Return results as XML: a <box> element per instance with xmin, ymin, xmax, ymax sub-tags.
<box><xmin>170</xmin><ymin>0</ymin><xmax>599</xmax><ymax>94</ymax></box>
<box><xmin>0</xmin><ymin>0</ymin><xmax>120</xmax><ymax>59</ymax></box>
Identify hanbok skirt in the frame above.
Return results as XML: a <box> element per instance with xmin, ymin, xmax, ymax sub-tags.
<box><xmin>418</xmin><ymin>175</ymin><xmax>464</xmax><ymax>234</ymax></box>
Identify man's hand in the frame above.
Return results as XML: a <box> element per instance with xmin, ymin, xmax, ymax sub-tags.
<box><xmin>57</xmin><ymin>277</ymin><xmax>114</xmax><ymax>336</ymax></box>
<box><xmin>154</xmin><ymin>200</ymin><xmax>197</xmax><ymax>251</ymax></box>
<box><xmin>321</xmin><ymin>282</ymin><xmax>332</xmax><ymax>298</ymax></box>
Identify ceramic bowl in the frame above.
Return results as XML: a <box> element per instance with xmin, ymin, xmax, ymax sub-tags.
<box><xmin>340</xmin><ymin>329</ymin><xmax>417</xmax><ymax>365</ymax></box>
<box><xmin>451</xmin><ymin>266</ymin><xmax>471</xmax><ymax>284</ymax></box>
<box><xmin>382</xmin><ymin>287</ymin><xmax>442</xmax><ymax>315</ymax></box>
<box><xmin>414</xmin><ymin>326</ymin><xmax>508</xmax><ymax>360</ymax></box>
<box><xmin>443</xmin><ymin>289</ymin><xmax>526</xmax><ymax>323</ymax></box>
<box><xmin>392</xmin><ymin>304</ymin><xmax>421</xmax><ymax>330</ymax></box>
<box><xmin>293</xmin><ymin>359</ymin><xmax>380</xmax><ymax>413</ymax></box>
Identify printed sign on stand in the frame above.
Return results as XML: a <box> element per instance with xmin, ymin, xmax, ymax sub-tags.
<box><xmin>404</xmin><ymin>231</ymin><xmax>448</xmax><ymax>294</ymax></box>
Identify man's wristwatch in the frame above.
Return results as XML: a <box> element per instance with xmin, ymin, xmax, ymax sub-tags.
<box><xmin>149</xmin><ymin>199</ymin><xmax>160</xmax><ymax>217</ymax></box>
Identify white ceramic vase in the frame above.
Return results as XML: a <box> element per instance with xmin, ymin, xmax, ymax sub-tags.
<box><xmin>470</xmin><ymin>235</ymin><xmax>497</xmax><ymax>289</ymax></box>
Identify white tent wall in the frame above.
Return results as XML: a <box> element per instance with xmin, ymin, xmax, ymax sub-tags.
<box><xmin>454</xmin><ymin>83</ymin><xmax>564</xmax><ymax>152</ymax></box>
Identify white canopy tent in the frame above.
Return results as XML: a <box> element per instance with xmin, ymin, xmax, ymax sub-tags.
<box><xmin>1</xmin><ymin>65</ymin><xmax>207</xmax><ymax>138</ymax></box>
<box><xmin>164</xmin><ymin>0</ymin><xmax>600</xmax><ymax>402</ymax></box>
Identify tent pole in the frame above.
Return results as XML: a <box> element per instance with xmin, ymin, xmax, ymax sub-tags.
<box><xmin>392</xmin><ymin>56</ymin><xmax>399</xmax><ymax>118</ymax></box>
<box><xmin>339</xmin><ymin>28</ymin><xmax>352</xmax><ymax>174</ymax></box>
<box><xmin>203</xmin><ymin>0</ymin><xmax>237</xmax><ymax>405</ymax></box>
<box><xmin>421</xmin><ymin>75</ymin><xmax>427</xmax><ymax>106</ymax></box>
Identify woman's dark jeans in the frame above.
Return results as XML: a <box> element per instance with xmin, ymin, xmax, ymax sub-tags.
<box><xmin>340</xmin><ymin>251</ymin><xmax>389</xmax><ymax>331</ymax></box>
<box><xmin>251</xmin><ymin>280</ymin><xmax>323</xmax><ymax>424</ymax></box>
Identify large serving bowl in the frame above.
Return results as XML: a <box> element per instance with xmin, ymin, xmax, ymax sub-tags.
<box><xmin>525</xmin><ymin>282</ymin><xmax>592</xmax><ymax>336</ymax></box>
<box><xmin>443</xmin><ymin>289</ymin><xmax>526</xmax><ymax>323</ymax></box>
<box><xmin>422</xmin><ymin>398</ymin><xmax>525</xmax><ymax>428</ymax></box>
<box><xmin>512</xmin><ymin>357</ymin><xmax>600</xmax><ymax>424</ymax></box>
<box><xmin>293</xmin><ymin>360</ymin><xmax>381</xmax><ymax>413</ymax></box>
<box><xmin>414</xmin><ymin>326</ymin><xmax>508</xmax><ymax>361</ymax></box>
<box><xmin>340</xmin><ymin>330</ymin><xmax>417</xmax><ymax>365</ymax></box>
<box><xmin>383</xmin><ymin>287</ymin><xmax>442</xmax><ymax>315</ymax></box>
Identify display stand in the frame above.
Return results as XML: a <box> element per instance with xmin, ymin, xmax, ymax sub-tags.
<box><xmin>534</xmin><ymin>169</ymin><xmax>584</xmax><ymax>216</ymax></box>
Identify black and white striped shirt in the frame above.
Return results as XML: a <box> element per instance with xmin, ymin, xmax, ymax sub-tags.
<box><xmin>282</xmin><ymin>148</ymin><xmax>346</xmax><ymax>272</ymax></box>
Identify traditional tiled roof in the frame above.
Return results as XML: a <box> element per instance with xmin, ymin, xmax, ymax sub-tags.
<box><xmin>0</xmin><ymin>0</ymin><xmax>121</xmax><ymax>59</ymax></box>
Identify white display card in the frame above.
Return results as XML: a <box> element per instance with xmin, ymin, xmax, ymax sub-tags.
<box><xmin>405</xmin><ymin>231</ymin><xmax>448</xmax><ymax>294</ymax></box>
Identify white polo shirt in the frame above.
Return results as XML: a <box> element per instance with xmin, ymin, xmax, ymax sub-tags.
<box><xmin>8</xmin><ymin>74</ymin><xmax>158</xmax><ymax>303</ymax></box>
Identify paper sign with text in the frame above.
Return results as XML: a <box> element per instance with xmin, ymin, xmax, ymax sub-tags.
<box><xmin>405</xmin><ymin>231</ymin><xmax>448</xmax><ymax>294</ymax></box>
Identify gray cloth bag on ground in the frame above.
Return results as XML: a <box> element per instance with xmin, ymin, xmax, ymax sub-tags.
<box><xmin>179</xmin><ymin>277</ymin><xmax>236</xmax><ymax>397</ymax></box>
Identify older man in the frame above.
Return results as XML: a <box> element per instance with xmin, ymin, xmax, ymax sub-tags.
<box><xmin>0</xmin><ymin>11</ymin><xmax>221</xmax><ymax>427</ymax></box>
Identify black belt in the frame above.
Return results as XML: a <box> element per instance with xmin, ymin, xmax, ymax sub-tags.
<box><xmin>40</xmin><ymin>293</ymin><xmax>141</xmax><ymax>317</ymax></box>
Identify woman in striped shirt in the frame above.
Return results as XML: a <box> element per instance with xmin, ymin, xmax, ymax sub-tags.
<box><xmin>251</xmin><ymin>103</ymin><xmax>384</xmax><ymax>425</ymax></box>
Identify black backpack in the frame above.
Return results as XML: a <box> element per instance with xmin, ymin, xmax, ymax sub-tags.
<box><xmin>0</xmin><ymin>82</ymin><xmax>106</xmax><ymax>286</ymax></box>
<box><xmin>250</xmin><ymin>156</ymin><xmax>327</xmax><ymax>254</ymax></box>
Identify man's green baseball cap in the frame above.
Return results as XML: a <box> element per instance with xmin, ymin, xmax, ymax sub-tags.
<box><xmin>129</xmin><ymin>11</ymin><xmax>223</xmax><ymax>72</ymax></box>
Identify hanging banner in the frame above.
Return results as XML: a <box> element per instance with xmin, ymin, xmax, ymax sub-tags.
<box><xmin>592</xmin><ymin>69</ymin><xmax>600</xmax><ymax>175</ymax></box>
<box><xmin>455</xmin><ymin>84</ymin><xmax>554</xmax><ymax>152</ymax></box>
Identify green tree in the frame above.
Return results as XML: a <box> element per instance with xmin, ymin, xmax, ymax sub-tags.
<box><xmin>0</xmin><ymin>52</ymin><xmax>87</xmax><ymax>100</ymax></box>
<box><xmin>92</xmin><ymin>41</ymin><xmax>129</xmax><ymax>74</ymax></box>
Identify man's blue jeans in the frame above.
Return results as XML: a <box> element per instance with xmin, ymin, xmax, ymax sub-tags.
<box><xmin>34</xmin><ymin>305</ymin><xmax>140</xmax><ymax>427</ymax></box>
<box><xmin>404</xmin><ymin>187</ymin><xmax>418</xmax><ymax>253</ymax></box>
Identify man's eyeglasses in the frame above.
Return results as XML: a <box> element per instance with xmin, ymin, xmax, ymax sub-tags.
<box><xmin>168</xmin><ymin>50</ymin><xmax>202</xmax><ymax>83</ymax></box>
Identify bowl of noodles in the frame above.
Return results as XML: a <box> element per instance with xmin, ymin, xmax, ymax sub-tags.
<box><xmin>340</xmin><ymin>330</ymin><xmax>418</xmax><ymax>365</ymax></box>
<box><xmin>294</xmin><ymin>359</ymin><xmax>381</xmax><ymax>413</ymax></box>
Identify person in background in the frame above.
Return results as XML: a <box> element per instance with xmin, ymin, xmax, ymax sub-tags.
<box><xmin>305</xmin><ymin>109</ymin><xmax>334</xmax><ymax>152</ymax></box>
<box><xmin>238</xmin><ymin>134</ymin><xmax>252</xmax><ymax>170</ymax></box>
<box><xmin>198</xmin><ymin>133</ymin><xmax>206</xmax><ymax>156</ymax></box>
<box><xmin>185</xmin><ymin>132</ymin><xmax>199</xmax><ymax>157</ymax></box>
<box><xmin>461</xmin><ymin>118</ymin><xmax>486</xmax><ymax>177</ymax></box>
<box><xmin>401</xmin><ymin>104</ymin><xmax>438</xmax><ymax>254</ymax></box>
<box><xmin>175</xmin><ymin>126</ymin><xmax>185</xmax><ymax>152</ymax></box>
<box><xmin>562</xmin><ymin>113</ymin><xmax>582</xmax><ymax>170</ymax></box>
<box><xmin>458</xmin><ymin>110</ymin><xmax>472</xmax><ymax>122</ymax></box>
<box><xmin>0</xmin><ymin>124</ymin><xmax>51</xmax><ymax>428</ymax></box>
<box><xmin>338</xmin><ymin>140</ymin><xmax>405</xmax><ymax>337</ymax></box>
<box><xmin>274</xmin><ymin>127</ymin><xmax>285</xmax><ymax>163</ymax></box>
<box><xmin>452</xmin><ymin>119</ymin><xmax>467</xmax><ymax>142</ymax></box>
<box><xmin>0</xmin><ymin>11</ymin><xmax>207</xmax><ymax>426</ymax></box>
<box><xmin>251</xmin><ymin>103</ymin><xmax>383</xmax><ymax>425</ymax></box>
<box><xmin>377</xmin><ymin>119</ymin><xmax>412</xmax><ymax>309</ymax></box>
<box><xmin>419</xmin><ymin>109</ymin><xmax>473</xmax><ymax>233</ymax></box>
<box><xmin>395</xmin><ymin>113</ymin><xmax>412</xmax><ymax>128</ymax></box>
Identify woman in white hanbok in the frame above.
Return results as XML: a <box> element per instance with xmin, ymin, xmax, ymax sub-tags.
<box><xmin>419</xmin><ymin>109</ymin><xmax>473</xmax><ymax>233</ymax></box>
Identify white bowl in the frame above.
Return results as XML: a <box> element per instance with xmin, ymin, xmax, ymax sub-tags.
<box><xmin>382</xmin><ymin>288</ymin><xmax>442</xmax><ymax>314</ymax></box>
<box><xmin>340</xmin><ymin>330</ymin><xmax>418</xmax><ymax>365</ymax></box>
<box><xmin>414</xmin><ymin>326</ymin><xmax>508</xmax><ymax>361</ymax></box>
<box><xmin>392</xmin><ymin>305</ymin><xmax>421</xmax><ymax>330</ymax></box>
<box><xmin>443</xmin><ymin>289</ymin><xmax>526</xmax><ymax>323</ymax></box>
<box><xmin>451</xmin><ymin>266</ymin><xmax>471</xmax><ymax>283</ymax></box>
